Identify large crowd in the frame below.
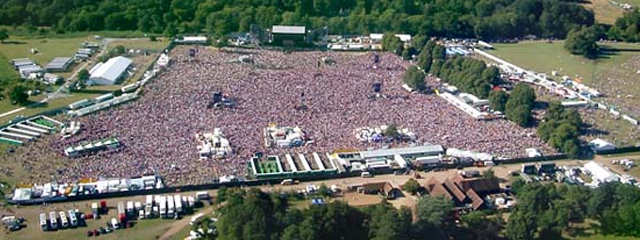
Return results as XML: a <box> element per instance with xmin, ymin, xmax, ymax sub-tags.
<box><xmin>7</xmin><ymin>46</ymin><xmax>555</xmax><ymax>186</ymax></box>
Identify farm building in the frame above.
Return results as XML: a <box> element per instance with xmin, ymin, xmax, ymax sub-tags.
<box><xmin>88</xmin><ymin>56</ymin><xmax>132</xmax><ymax>85</ymax></box>
<box><xmin>357</xmin><ymin>182</ymin><xmax>402</xmax><ymax>199</ymax></box>
<box><xmin>44</xmin><ymin>57</ymin><xmax>74</xmax><ymax>72</ymax></box>
<box><xmin>18</xmin><ymin>64</ymin><xmax>43</xmax><ymax>79</ymax></box>
<box><xmin>11</xmin><ymin>58</ymin><xmax>35</xmax><ymax>69</ymax></box>
<box><xmin>424</xmin><ymin>175</ymin><xmax>499</xmax><ymax>211</ymax></box>
<box><xmin>271</xmin><ymin>25</ymin><xmax>306</xmax><ymax>46</ymax></box>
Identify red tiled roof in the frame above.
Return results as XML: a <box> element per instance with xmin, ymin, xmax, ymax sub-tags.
<box><xmin>428</xmin><ymin>183</ymin><xmax>454</xmax><ymax>200</ymax></box>
<box><xmin>466</xmin><ymin>189</ymin><xmax>484</xmax><ymax>210</ymax></box>
<box><xmin>443</xmin><ymin>178</ymin><xmax>467</xmax><ymax>203</ymax></box>
<box><xmin>453</xmin><ymin>175</ymin><xmax>500</xmax><ymax>194</ymax></box>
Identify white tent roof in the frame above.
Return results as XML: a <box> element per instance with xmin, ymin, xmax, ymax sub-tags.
<box><xmin>584</xmin><ymin>161</ymin><xmax>619</xmax><ymax>183</ymax></box>
<box><xmin>272</xmin><ymin>26</ymin><xmax>306</xmax><ymax>34</ymax></box>
<box><xmin>589</xmin><ymin>138</ymin><xmax>615</xmax><ymax>151</ymax></box>
<box><xmin>89</xmin><ymin>56</ymin><xmax>132</xmax><ymax>83</ymax></box>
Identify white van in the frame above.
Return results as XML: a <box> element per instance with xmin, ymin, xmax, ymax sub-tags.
<box><xmin>280</xmin><ymin>179</ymin><xmax>293</xmax><ymax>185</ymax></box>
<box><xmin>190</xmin><ymin>213</ymin><xmax>205</xmax><ymax>225</ymax></box>
<box><xmin>195</xmin><ymin>191</ymin><xmax>210</xmax><ymax>200</ymax></box>
<box><xmin>48</xmin><ymin>212</ymin><xmax>58</xmax><ymax>230</ymax></box>
<box><xmin>111</xmin><ymin>218</ymin><xmax>120</xmax><ymax>229</ymax></box>
<box><xmin>59</xmin><ymin>211</ymin><xmax>69</xmax><ymax>228</ymax></box>
<box><xmin>39</xmin><ymin>213</ymin><xmax>47</xmax><ymax>231</ymax></box>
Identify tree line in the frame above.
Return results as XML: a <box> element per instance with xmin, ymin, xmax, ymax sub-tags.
<box><xmin>210</xmin><ymin>187</ymin><xmax>502</xmax><ymax>240</ymax></box>
<box><xmin>0</xmin><ymin>0</ymin><xmax>594</xmax><ymax>39</ymax></box>
<box><xmin>506</xmin><ymin>180</ymin><xmax>640</xmax><ymax>240</ymax></box>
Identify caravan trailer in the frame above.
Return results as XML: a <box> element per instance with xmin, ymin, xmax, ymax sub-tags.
<box><xmin>49</xmin><ymin>212</ymin><xmax>58</xmax><ymax>230</ymax></box>
<box><xmin>59</xmin><ymin>211</ymin><xmax>69</xmax><ymax>228</ymax></box>
<box><xmin>68</xmin><ymin>210</ymin><xmax>78</xmax><ymax>227</ymax></box>
<box><xmin>39</xmin><ymin>213</ymin><xmax>48</xmax><ymax>231</ymax></box>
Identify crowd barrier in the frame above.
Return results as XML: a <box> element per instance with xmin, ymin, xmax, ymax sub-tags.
<box><xmin>594</xmin><ymin>146</ymin><xmax>640</xmax><ymax>155</ymax></box>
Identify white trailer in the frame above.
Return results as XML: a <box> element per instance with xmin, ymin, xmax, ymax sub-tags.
<box><xmin>152</xmin><ymin>206</ymin><xmax>159</xmax><ymax>218</ymax></box>
<box><xmin>49</xmin><ymin>212</ymin><xmax>58</xmax><ymax>230</ymax></box>
<box><xmin>182</xmin><ymin>196</ymin><xmax>189</xmax><ymax>209</ymax></box>
<box><xmin>91</xmin><ymin>202</ymin><xmax>99</xmax><ymax>219</ymax></box>
<box><xmin>167</xmin><ymin>195</ymin><xmax>175</xmax><ymax>219</ymax></box>
<box><xmin>39</xmin><ymin>213</ymin><xmax>47</xmax><ymax>231</ymax></box>
<box><xmin>134</xmin><ymin>202</ymin><xmax>142</xmax><ymax>213</ymax></box>
<box><xmin>117</xmin><ymin>202</ymin><xmax>126</xmax><ymax>217</ymax></box>
<box><xmin>187</xmin><ymin>196</ymin><xmax>196</xmax><ymax>207</ymax></box>
<box><xmin>159</xmin><ymin>196</ymin><xmax>167</xmax><ymax>218</ymax></box>
<box><xmin>174</xmin><ymin>195</ymin><xmax>183</xmax><ymax>215</ymax></box>
<box><xmin>126</xmin><ymin>201</ymin><xmax>134</xmax><ymax>217</ymax></box>
<box><xmin>145</xmin><ymin>195</ymin><xmax>153</xmax><ymax>208</ymax></box>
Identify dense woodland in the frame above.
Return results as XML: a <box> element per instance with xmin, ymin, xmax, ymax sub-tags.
<box><xmin>202</xmin><ymin>181</ymin><xmax>640</xmax><ymax>240</ymax></box>
<box><xmin>208</xmin><ymin>187</ymin><xmax>502</xmax><ymax>240</ymax></box>
<box><xmin>1</xmin><ymin>0</ymin><xmax>594</xmax><ymax>39</ymax></box>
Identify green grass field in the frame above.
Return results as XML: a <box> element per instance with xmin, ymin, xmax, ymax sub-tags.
<box><xmin>0</xmin><ymin>37</ymin><xmax>90</xmax><ymax>69</ymax></box>
<box><xmin>490</xmin><ymin>41</ymin><xmax>640</xmax><ymax>85</ymax></box>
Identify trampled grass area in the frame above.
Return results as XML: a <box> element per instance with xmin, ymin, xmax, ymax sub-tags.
<box><xmin>488</xmin><ymin>41</ymin><xmax>640</xmax><ymax>147</ymax></box>
<box><xmin>582</xmin><ymin>0</ymin><xmax>640</xmax><ymax>25</ymax></box>
<box><xmin>490</xmin><ymin>41</ymin><xmax>640</xmax><ymax>85</ymax></box>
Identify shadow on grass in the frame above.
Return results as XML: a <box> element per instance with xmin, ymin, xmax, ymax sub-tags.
<box><xmin>0</xmin><ymin>41</ymin><xmax>26</xmax><ymax>45</ymax></box>
<box><xmin>72</xmin><ymin>89</ymin><xmax>113</xmax><ymax>94</ymax></box>
<box><xmin>25</xmin><ymin>101</ymin><xmax>48</xmax><ymax>109</ymax></box>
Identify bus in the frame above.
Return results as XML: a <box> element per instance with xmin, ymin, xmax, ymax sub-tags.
<box><xmin>48</xmin><ymin>212</ymin><xmax>58</xmax><ymax>230</ymax></box>
<box><xmin>39</xmin><ymin>213</ymin><xmax>47</xmax><ymax>231</ymax></box>
<box><xmin>59</xmin><ymin>211</ymin><xmax>69</xmax><ymax>228</ymax></box>
<box><xmin>67</xmin><ymin>210</ymin><xmax>78</xmax><ymax>227</ymax></box>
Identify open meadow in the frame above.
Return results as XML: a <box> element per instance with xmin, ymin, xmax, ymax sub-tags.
<box><xmin>487</xmin><ymin>41</ymin><xmax>640</xmax><ymax>146</ymax></box>
<box><xmin>0</xmin><ymin>35</ymin><xmax>169</xmax><ymax>125</ymax></box>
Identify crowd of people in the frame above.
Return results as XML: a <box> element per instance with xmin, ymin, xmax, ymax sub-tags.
<box><xmin>7</xmin><ymin>46</ymin><xmax>555</xmax><ymax>186</ymax></box>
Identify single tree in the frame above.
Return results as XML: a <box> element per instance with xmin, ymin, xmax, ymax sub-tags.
<box><xmin>482</xmin><ymin>168</ymin><xmax>495</xmax><ymax>179</ymax></box>
<box><xmin>0</xmin><ymin>29</ymin><xmax>9</xmax><ymax>43</ymax></box>
<box><xmin>488</xmin><ymin>90</ymin><xmax>508</xmax><ymax>112</ymax></box>
<box><xmin>9</xmin><ymin>85</ymin><xmax>29</xmax><ymax>105</ymax></box>
<box><xmin>402</xmin><ymin>66</ymin><xmax>425</xmax><ymax>91</ymax></box>
<box><xmin>565</xmin><ymin>25</ymin><xmax>599</xmax><ymax>59</ymax></box>
<box><xmin>401</xmin><ymin>178</ymin><xmax>422</xmax><ymax>195</ymax></box>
